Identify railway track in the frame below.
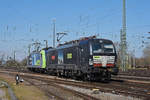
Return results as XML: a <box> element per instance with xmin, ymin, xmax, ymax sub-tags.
<box><xmin>3</xmin><ymin>67</ymin><xmax>150</xmax><ymax>82</ymax></box>
<box><xmin>23</xmin><ymin>78</ymin><xmax>65</xmax><ymax>100</ymax></box>
<box><xmin>2</xmin><ymin>67</ymin><xmax>150</xmax><ymax>82</ymax></box>
<box><xmin>119</xmin><ymin>69</ymin><xmax>150</xmax><ymax>78</ymax></box>
<box><xmin>1</xmin><ymin>69</ymin><xmax>150</xmax><ymax>100</ymax></box>
<box><xmin>112</xmin><ymin>75</ymin><xmax>150</xmax><ymax>82</ymax></box>
<box><xmin>22</xmin><ymin>74</ymin><xmax>150</xmax><ymax>99</ymax></box>
<box><xmin>22</xmin><ymin>75</ymin><xmax>101</xmax><ymax>100</ymax></box>
<box><xmin>0</xmin><ymin>69</ymin><xmax>100</xmax><ymax>100</ymax></box>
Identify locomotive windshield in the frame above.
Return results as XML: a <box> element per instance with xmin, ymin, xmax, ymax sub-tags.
<box><xmin>103</xmin><ymin>43</ymin><xmax>114</xmax><ymax>53</ymax></box>
<box><xmin>92</xmin><ymin>40</ymin><xmax>115</xmax><ymax>54</ymax></box>
<box><xmin>92</xmin><ymin>42</ymin><xmax>103</xmax><ymax>53</ymax></box>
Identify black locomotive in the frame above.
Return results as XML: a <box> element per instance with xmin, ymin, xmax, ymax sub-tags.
<box><xmin>28</xmin><ymin>36</ymin><xmax>118</xmax><ymax>81</ymax></box>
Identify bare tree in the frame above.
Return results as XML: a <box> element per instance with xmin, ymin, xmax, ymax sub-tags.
<box><xmin>142</xmin><ymin>44</ymin><xmax>150</xmax><ymax>66</ymax></box>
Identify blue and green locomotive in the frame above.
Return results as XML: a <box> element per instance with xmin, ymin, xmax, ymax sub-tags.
<box><xmin>27</xmin><ymin>36</ymin><xmax>118</xmax><ymax>81</ymax></box>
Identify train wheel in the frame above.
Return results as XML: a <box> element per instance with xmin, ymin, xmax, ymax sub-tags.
<box><xmin>83</xmin><ymin>74</ymin><xmax>88</xmax><ymax>81</ymax></box>
<box><xmin>107</xmin><ymin>72</ymin><xmax>111</xmax><ymax>81</ymax></box>
<box><xmin>103</xmin><ymin>72</ymin><xmax>111</xmax><ymax>82</ymax></box>
<box><xmin>72</xmin><ymin>75</ymin><xmax>77</xmax><ymax>80</ymax></box>
<box><xmin>57</xmin><ymin>72</ymin><xmax>61</xmax><ymax>77</ymax></box>
<box><xmin>83</xmin><ymin>74</ymin><xmax>91</xmax><ymax>81</ymax></box>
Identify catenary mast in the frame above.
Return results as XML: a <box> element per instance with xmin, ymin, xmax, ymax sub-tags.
<box><xmin>120</xmin><ymin>0</ymin><xmax>127</xmax><ymax>71</ymax></box>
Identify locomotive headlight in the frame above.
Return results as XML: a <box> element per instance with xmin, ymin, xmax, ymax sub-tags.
<box><xmin>89</xmin><ymin>59</ymin><xmax>93</xmax><ymax>65</ymax></box>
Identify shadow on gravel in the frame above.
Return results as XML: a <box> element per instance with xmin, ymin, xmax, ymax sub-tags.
<box><xmin>81</xmin><ymin>79</ymin><xmax>124</xmax><ymax>83</ymax></box>
<box><xmin>111</xmin><ymin>79</ymin><xmax>124</xmax><ymax>83</ymax></box>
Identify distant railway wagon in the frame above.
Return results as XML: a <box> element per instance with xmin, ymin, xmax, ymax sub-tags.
<box><xmin>27</xmin><ymin>36</ymin><xmax>118</xmax><ymax>81</ymax></box>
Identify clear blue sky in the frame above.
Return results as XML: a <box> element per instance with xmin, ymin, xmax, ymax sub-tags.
<box><xmin>0</xmin><ymin>0</ymin><xmax>150</xmax><ymax>60</ymax></box>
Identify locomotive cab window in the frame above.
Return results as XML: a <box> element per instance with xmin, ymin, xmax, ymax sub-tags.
<box><xmin>92</xmin><ymin>43</ymin><xmax>102</xmax><ymax>53</ymax></box>
<box><xmin>91</xmin><ymin>39</ymin><xmax>115</xmax><ymax>54</ymax></box>
<box><xmin>91</xmin><ymin>40</ymin><xmax>103</xmax><ymax>53</ymax></box>
<box><xmin>103</xmin><ymin>43</ymin><xmax>114</xmax><ymax>53</ymax></box>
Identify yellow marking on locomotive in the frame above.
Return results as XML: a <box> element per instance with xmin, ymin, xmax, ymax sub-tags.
<box><xmin>67</xmin><ymin>53</ymin><xmax>72</xmax><ymax>59</ymax></box>
<box><xmin>35</xmin><ymin>60</ymin><xmax>40</xmax><ymax>65</ymax></box>
<box><xmin>93</xmin><ymin>56</ymin><xmax>101</xmax><ymax>59</ymax></box>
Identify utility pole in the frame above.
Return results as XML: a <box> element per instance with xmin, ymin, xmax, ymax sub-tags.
<box><xmin>14</xmin><ymin>51</ymin><xmax>16</xmax><ymax>61</ymax></box>
<box><xmin>133</xmin><ymin>49</ymin><xmax>136</xmax><ymax>68</ymax></box>
<box><xmin>27</xmin><ymin>44</ymin><xmax>31</xmax><ymax>66</ymax></box>
<box><xmin>7</xmin><ymin>56</ymin><xmax>9</xmax><ymax>61</ymax></box>
<box><xmin>28</xmin><ymin>44</ymin><xmax>31</xmax><ymax>56</ymax></box>
<box><xmin>44</xmin><ymin>40</ymin><xmax>48</xmax><ymax>48</ymax></box>
<box><xmin>53</xmin><ymin>19</ymin><xmax>56</xmax><ymax>48</ymax></box>
<box><xmin>120</xmin><ymin>0</ymin><xmax>127</xmax><ymax>71</ymax></box>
